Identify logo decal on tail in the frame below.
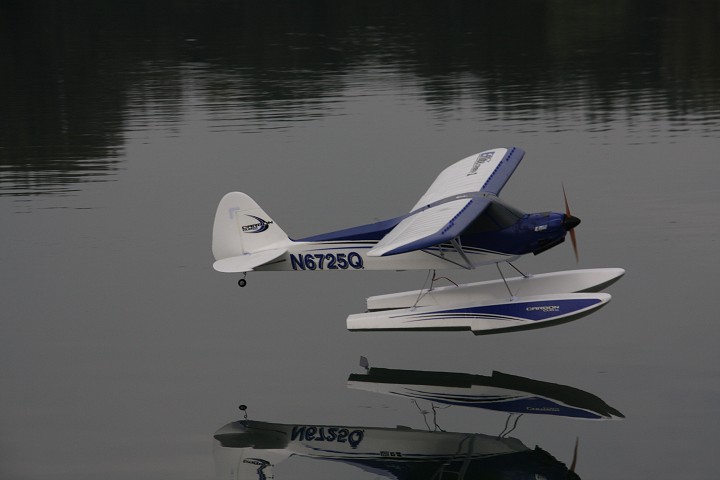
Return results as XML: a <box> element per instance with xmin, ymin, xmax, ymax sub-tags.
<box><xmin>242</xmin><ymin>458</ymin><xmax>271</xmax><ymax>480</ymax></box>
<box><xmin>242</xmin><ymin>215</ymin><xmax>274</xmax><ymax>233</ymax></box>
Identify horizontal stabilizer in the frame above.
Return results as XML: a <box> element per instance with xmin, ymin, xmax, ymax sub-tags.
<box><xmin>213</xmin><ymin>248</ymin><xmax>287</xmax><ymax>273</ymax></box>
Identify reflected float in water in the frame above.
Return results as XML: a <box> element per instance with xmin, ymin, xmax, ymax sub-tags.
<box><xmin>348</xmin><ymin>363</ymin><xmax>624</xmax><ymax>421</ymax></box>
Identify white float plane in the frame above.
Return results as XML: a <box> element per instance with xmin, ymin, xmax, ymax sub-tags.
<box><xmin>212</xmin><ymin>147</ymin><xmax>624</xmax><ymax>333</ymax></box>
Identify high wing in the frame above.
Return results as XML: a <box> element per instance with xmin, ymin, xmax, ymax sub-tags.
<box><xmin>367</xmin><ymin>147</ymin><xmax>525</xmax><ymax>257</ymax></box>
<box><xmin>366</xmin><ymin>197</ymin><xmax>492</xmax><ymax>257</ymax></box>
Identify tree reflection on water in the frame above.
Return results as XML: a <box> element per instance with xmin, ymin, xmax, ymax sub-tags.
<box><xmin>1</xmin><ymin>0</ymin><xmax>718</xmax><ymax>195</ymax></box>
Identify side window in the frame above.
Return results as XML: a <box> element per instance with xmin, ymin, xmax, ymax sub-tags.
<box><xmin>489</xmin><ymin>202</ymin><xmax>523</xmax><ymax>228</ymax></box>
<box><xmin>465</xmin><ymin>202</ymin><xmax>524</xmax><ymax>233</ymax></box>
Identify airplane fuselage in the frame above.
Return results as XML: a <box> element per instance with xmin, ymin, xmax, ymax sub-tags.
<box><xmin>254</xmin><ymin>209</ymin><xmax>570</xmax><ymax>272</ymax></box>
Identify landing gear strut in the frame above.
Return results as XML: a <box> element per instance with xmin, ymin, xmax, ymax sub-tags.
<box><xmin>238</xmin><ymin>273</ymin><xmax>247</xmax><ymax>288</ymax></box>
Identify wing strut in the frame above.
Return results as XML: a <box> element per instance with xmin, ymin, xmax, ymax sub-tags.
<box><xmin>450</xmin><ymin>238</ymin><xmax>474</xmax><ymax>270</ymax></box>
<box><xmin>419</xmin><ymin>239</ymin><xmax>475</xmax><ymax>270</ymax></box>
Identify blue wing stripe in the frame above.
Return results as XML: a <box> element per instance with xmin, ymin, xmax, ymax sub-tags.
<box><xmin>481</xmin><ymin>147</ymin><xmax>525</xmax><ymax>195</ymax></box>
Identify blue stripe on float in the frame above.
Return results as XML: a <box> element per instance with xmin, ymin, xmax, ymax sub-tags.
<box><xmin>394</xmin><ymin>298</ymin><xmax>601</xmax><ymax>322</ymax></box>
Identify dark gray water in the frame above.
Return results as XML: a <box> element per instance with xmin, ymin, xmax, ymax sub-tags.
<box><xmin>2</xmin><ymin>2</ymin><xmax>719</xmax><ymax>479</ymax></box>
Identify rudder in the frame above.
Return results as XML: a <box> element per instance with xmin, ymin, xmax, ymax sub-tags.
<box><xmin>212</xmin><ymin>192</ymin><xmax>290</xmax><ymax>261</ymax></box>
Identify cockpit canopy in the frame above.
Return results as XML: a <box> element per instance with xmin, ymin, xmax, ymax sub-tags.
<box><xmin>465</xmin><ymin>200</ymin><xmax>525</xmax><ymax>233</ymax></box>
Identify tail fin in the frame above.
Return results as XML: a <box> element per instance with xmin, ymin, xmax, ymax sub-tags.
<box><xmin>212</xmin><ymin>192</ymin><xmax>290</xmax><ymax>261</ymax></box>
<box><xmin>213</xmin><ymin>445</ymin><xmax>290</xmax><ymax>480</ymax></box>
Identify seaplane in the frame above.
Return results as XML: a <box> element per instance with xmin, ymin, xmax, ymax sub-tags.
<box><xmin>212</xmin><ymin>146</ymin><xmax>624</xmax><ymax>334</ymax></box>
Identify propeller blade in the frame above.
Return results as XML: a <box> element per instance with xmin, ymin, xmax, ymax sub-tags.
<box><xmin>562</xmin><ymin>184</ymin><xmax>580</xmax><ymax>263</ymax></box>
<box><xmin>560</xmin><ymin>183</ymin><xmax>571</xmax><ymax>217</ymax></box>
<box><xmin>569</xmin><ymin>226</ymin><xmax>579</xmax><ymax>263</ymax></box>
<box><xmin>570</xmin><ymin>437</ymin><xmax>579</xmax><ymax>472</ymax></box>
<box><xmin>563</xmin><ymin>184</ymin><xmax>571</xmax><ymax>217</ymax></box>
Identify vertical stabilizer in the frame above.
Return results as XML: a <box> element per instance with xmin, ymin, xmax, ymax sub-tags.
<box><xmin>212</xmin><ymin>192</ymin><xmax>289</xmax><ymax>260</ymax></box>
<box><xmin>213</xmin><ymin>446</ymin><xmax>289</xmax><ymax>480</ymax></box>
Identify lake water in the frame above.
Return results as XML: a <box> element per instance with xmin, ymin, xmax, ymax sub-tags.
<box><xmin>2</xmin><ymin>2</ymin><xmax>720</xmax><ymax>479</ymax></box>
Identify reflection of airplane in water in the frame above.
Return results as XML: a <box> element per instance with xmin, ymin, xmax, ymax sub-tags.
<box><xmin>348</xmin><ymin>361</ymin><xmax>624</xmax><ymax>421</ymax></box>
<box><xmin>214</xmin><ymin>417</ymin><xmax>580</xmax><ymax>480</ymax></box>
<box><xmin>212</xmin><ymin>364</ymin><xmax>624</xmax><ymax>479</ymax></box>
